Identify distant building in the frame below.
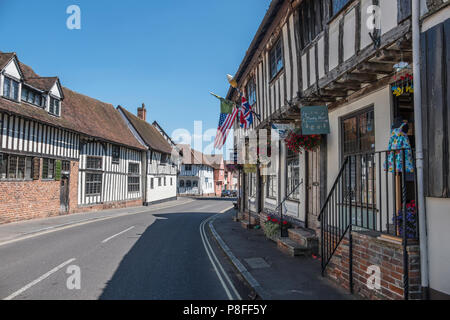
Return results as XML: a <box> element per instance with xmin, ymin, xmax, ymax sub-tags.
<box><xmin>177</xmin><ymin>144</ymin><xmax>215</xmax><ymax>196</ymax></box>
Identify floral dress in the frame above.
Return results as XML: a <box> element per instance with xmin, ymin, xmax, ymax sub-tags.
<box><xmin>385</xmin><ymin>123</ymin><xmax>414</xmax><ymax>173</ymax></box>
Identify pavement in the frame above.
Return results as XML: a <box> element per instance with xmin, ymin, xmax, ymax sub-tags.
<box><xmin>0</xmin><ymin>198</ymin><xmax>245</xmax><ymax>300</ymax></box>
<box><xmin>209</xmin><ymin>209</ymin><xmax>354</xmax><ymax>300</ymax></box>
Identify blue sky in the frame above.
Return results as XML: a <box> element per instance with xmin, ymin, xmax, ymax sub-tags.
<box><xmin>0</xmin><ymin>0</ymin><xmax>271</xmax><ymax>156</ymax></box>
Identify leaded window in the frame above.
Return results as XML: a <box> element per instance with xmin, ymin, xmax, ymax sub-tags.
<box><xmin>298</xmin><ymin>0</ymin><xmax>326</xmax><ymax>50</ymax></box>
<box><xmin>0</xmin><ymin>153</ymin><xmax>32</xmax><ymax>180</ymax></box>
<box><xmin>266</xmin><ymin>173</ymin><xmax>278</xmax><ymax>199</ymax></box>
<box><xmin>112</xmin><ymin>145</ymin><xmax>120</xmax><ymax>164</ymax></box>
<box><xmin>128</xmin><ymin>162</ymin><xmax>140</xmax><ymax>193</ymax></box>
<box><xmin>246</xmin><ymin>77</ymin><xmax>257</xmax><ymax>106</ymax></box>
<box><xmin>86</xmin><ymin>173</ymin><xmax>102</xmax><ymax>195</ymax></box>
<box><xmin>3</xmin><ymin>77</ymin><xmax>19</xmax><ymax>101</ymax></box>
<box><xmin>42</xmin><ymin>158</ymin><xmax>55</xmax><ymax>180</ymax></box>
<box><xmin>21</xmin><ymin>86</ymin><xmax>44</xmax><ymax>107</ymax></box>
<box><xmin>287</xmin><ymin>150</ymin><xmax>300</xmax><ymax>201</ymax></box>
<box><xmin>49</xmin><ymin>97</ymin><xmax>60</xmax><ymax>116</ymax></box>
<box><xmin>86</xmin><ymin>157</ymin><xmax>102</xmax><ymax>170</ymax></box>
<box><xmin>269</xmin><ymin>38</ymin><xmax>284</xmax><ymax>79</ymax></box>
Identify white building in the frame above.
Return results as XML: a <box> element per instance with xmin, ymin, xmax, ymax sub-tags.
<box><xmin>119</xmin><ymin>105</ymin><xmax>177</xmax><ymax>205</ymax></box>
<box><xmin>177</xmin><ymin>145</ymin><xmax>215</xmax><ymax>196</ymax></box>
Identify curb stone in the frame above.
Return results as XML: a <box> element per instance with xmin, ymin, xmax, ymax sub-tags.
<box><xmin>208</xmin><ymin>213</ymin><xmax>272</xmax><ymax>300</ymax></box>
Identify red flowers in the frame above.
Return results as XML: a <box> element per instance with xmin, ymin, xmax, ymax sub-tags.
<box><xmin>265</xmin><ymin>215</ymin><xmax>290</xmax><ymax>227</ymax></box>
<box><xmin>285</xmin><ymin>131</ymin><xmax>322</xmax><ymax>154</ymax></box>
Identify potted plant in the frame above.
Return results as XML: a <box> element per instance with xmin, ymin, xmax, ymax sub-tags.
<box><xmin>393</xmin><ymin>200</ymin><xmax>417</xmax><ymax>239</ymax></box>
<box><xmin>285</xmin><ymin>129</ymin><xmax>322</xmax><ymax>153</ymax></box>
<box><xmin>263</xmin><ymin>215</ymin><xmax>290</xmax><ymax>241</ymax></box>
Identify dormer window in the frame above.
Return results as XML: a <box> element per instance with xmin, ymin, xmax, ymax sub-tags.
<box><xmin>3</xmin><ymin>77</ymin><xmax>19</xmax><ymax>101</ymax></box>
<box><xmin>21</xmin><ymin>86</ymin><xmax>44</xmax><ymax>107</ymax></box>
<box><xmin>49</xmin><ymin>97</ymin><xmax>60</xmax><ymax>116</ymax></box>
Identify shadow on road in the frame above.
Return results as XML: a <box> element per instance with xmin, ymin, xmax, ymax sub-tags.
<box><xmin>99</xmin><ymin>212</ymin><xmax>229</xmax><ymax>300</ymax></box>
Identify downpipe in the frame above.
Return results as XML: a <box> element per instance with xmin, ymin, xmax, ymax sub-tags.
<box><xmin>412</xmin><ymin>0</ymin><xmax>430</xmax><ymax>299</ymax></box>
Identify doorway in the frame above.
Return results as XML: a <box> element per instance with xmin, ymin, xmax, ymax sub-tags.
<box><xmin>60</xmin><ymin>175</ymin><xmax>70</xmax><ymax>213</ymax></box>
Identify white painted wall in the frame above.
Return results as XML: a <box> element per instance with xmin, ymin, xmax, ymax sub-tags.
<box><xmin>329</xmin><ymin>19</ymin><xmax>340</xmax><ymax>71</ymax></box>
<box><xmin>147</xmin><ymin>174</ymin><xmax>177</xmax><ymax>203</ymax></box>
<box><xmin>343</xmin><ymin>8</ymin><xmax>356</xmax><ymax>62</ymax></box>
<box><xmin>50</xmin><ymin>82</ymin><xmax>62</xmax><ymax>99</ymax></box>
<box><xmin>380</xmin><ymin>0</ymin><xmax>398</xmax><ymax>35</ymax></box>
<box><xmin>327</xmin><ymin>86</ymin><xmax>393</xmax><ymax>191</ymax></box>
<box><xmin>4</xmin><ymin>59</ymin><xmax>21</xmax><ymax>80</ymax></box>
<box><xmin>426</xmin><ymin>197</ymin><xmax>450</xmax><ymax>296</ymax></box>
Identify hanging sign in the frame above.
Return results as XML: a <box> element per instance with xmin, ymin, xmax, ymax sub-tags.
<box><xmin>301</xmin><ymin>106</ymin><xmax>330</xmax><ymax>135</ymax></box>
<box><xmin>243</xmin><ymin>164</ymin><xmax>257</xmax><ymax>173</ymax></box>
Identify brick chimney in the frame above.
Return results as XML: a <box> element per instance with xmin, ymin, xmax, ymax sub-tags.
<box><xmin>137</xmin><ymin>103</ymin><xmax>147</xmax><ymax>121</ymax></box>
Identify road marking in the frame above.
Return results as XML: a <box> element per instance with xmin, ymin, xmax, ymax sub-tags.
<box><xmin>0</xmin><ymin>199</ymin><xmax>194</xmax><ymax>248</ymax></box>
<box><xmin>219</xmin><ymin>206</ymin><xmax>234</xmax><ymax>213</ymax></box>
<box><xmin>3</xmin><ymin>258</ymin><xmax>76</xmax><ymax>300</ymax></box>
<box><xmin>199</xmin><ymin>213</ymin><xmax>242</xmax><ymax>300</ymax></box>
<box><xmin>101</xmin><ymin>226</ymin><xmax>135</xmax><ymax>244</ymax></box>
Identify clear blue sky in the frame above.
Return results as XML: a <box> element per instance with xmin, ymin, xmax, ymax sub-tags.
<box><xmin>0</xmin><ymin>0</ymin><xmax>271</xmax><ymax>156</ymax></box>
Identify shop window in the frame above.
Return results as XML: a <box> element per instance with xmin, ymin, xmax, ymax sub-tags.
<box><xmin>179</xmin><ymin>180</ymin><xmax>185</xmax><ymax>188</ymax></box>
<box><xmin>341</xmin><ymin>107</ymin><xmax>376</xmax><ymax>205</ymax></box>
<box><xmin>266</xmin><ymin>173</ymin><xmax>278</xmax><ymax>199</ymax></box>
<box><xmin>186</xmin><ymin>180</ymin><xmax>192</xmax><ymax>188</ymax></box>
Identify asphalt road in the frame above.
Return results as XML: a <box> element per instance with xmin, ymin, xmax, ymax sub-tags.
<box><xmin>0</xmin><ymin>199</ymin><xmax>249</xmax><ymax>300</ymax></box>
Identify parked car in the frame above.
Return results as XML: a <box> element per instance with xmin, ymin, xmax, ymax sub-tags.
<box><xmin>221</xmin><ymin>190</ymin><xmax>231</xmax><ymax>197</ymax></box>
<box><xmin>230</xmin><ymin>190</ymin><xmax>238</xmax><ymax>197</ymax></box>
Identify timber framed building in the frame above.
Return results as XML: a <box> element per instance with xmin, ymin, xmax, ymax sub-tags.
<box><xmin>228</xmin><ymin>0</ymin><xmax>450</xmax><ymax>300</ymax></box>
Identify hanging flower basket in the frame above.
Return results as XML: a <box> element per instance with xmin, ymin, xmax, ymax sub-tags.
<box><xmin>285</xmin><ymin>130</ymin><xmax>322</xmax><ymax>153</ymax></box>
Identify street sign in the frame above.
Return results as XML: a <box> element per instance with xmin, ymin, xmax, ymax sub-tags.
<box><xmin>301</xmin><ymin>106</ymin><xmax>330</xmax><ymax>135</ymax></box>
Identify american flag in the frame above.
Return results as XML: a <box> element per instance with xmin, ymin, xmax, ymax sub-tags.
<box><xmin>239</xmin><ymin>97</ymin><xmax>253</xmax><ymax>129</ymax></box>
<box><xmin>214</xmin><ymin>107</ymin><xmax>238</xmax><ymax>149</ymax></box>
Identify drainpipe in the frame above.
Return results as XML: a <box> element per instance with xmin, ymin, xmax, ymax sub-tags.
<box><xmin>412</xmin><ymin>0</ymin><xmax>429</xmax><ymax>299</ymax></box>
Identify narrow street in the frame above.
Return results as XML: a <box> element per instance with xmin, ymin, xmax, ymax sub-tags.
<box><xmin>0</xmin><ymin>199</ymin><xmax>248</xmax><ymax>300</ymax></box>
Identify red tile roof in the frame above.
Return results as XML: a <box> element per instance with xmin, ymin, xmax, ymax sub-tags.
<box><xmin>118</xmin><ymin>106</ymin><xmax>172</xmax><ymax>154</ymax></box>
<box><xmin>0</xmin><ymin>51</ymin><xmax>145</xmax><ymax>150</ymax></box>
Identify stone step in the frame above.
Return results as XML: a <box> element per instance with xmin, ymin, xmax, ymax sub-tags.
<box><xmin>288</xmin><ymin>228</ymin><xmax>319</xmax><ymax>255</ymax></box>
<box><xmin>241</xmin><ymin>220</ymin><xmax>254</xmax><ymax>230</ymax></box>
<box><xmin>277</xmin><ymin>238</ymin><xmax>310</xmax><ymax>257</ymax></box>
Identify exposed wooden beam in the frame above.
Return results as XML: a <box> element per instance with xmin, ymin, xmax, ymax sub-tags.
<box><xmin>341</xmin><ymin>73</ymin><xmax>378</xmax><ymax>83</ymax></box>
<box><xmin>357</xmin><ymin>62</ymin><xmax>395</xmax><ymax>74</ymax></box>
<box><xmin>328</xmin><ymin>81</ymin><xmax>361</xmax><ymax>91</ymax></box>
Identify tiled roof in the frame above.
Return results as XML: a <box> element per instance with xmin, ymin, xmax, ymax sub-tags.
<box><xmin>25</xmin><ymin>77</ymin><xmax>58</xmax><ymax>92</ymax></box>
<box><xmin>177</xmin><ymin>144</ymin><xmax>221</xmax><ymax>168</ymax></box>
<box><xmin>0</xmin><ymin>52</ymin><xmax>14</xmax><ymax>70</ymax></box>
<box><xmin>0</xmin><ymin>51</ymin><xmax>145</xmax><ymax>150</ymax></box>
<box><xmin>118</xmin><ymin>106</ymin><xmax>172</xmax><ymax>154</ymax></box>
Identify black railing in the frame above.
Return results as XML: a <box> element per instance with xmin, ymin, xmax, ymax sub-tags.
<box><xmin>319</xmin><ymin>149</ymin><xmax>418</xmax><ymax>299</ymax></box>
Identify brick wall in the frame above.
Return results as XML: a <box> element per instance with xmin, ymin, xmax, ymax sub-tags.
<box><xmin>71</xmin><ymin>198</ymin><xmax>143</xmax><ymax>214</ymax></box>
<box><xmin>0</xmin><ymin>159</ymin><xmax>79</xmax><ymax>224</ymax></box>
<box><xmin>325</xmin><ymin>231</ymin><xmax>421</xmax><ymax>300</ymax></box>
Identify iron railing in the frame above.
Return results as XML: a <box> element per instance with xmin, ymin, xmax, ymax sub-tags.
<box><xmin>319</xmin><ymin>149</ymin><xmax>418</xmax><ymax>299</ymax></box>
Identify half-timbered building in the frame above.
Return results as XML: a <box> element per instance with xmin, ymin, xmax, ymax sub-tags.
<box><xmin>118</xmin><ymin>105</ymin><xmax>178</xmax><ymax>205</ymax></box>
<box><xmin>228</xmin><ymin>0</ymin><xmax>449</xmax><ymax>300</ymax></box>
<box><xmin>177</xmin><ymin>144</ymin><xmax>215</xmax><ymax>196</ymax></box>
<box><xmin>0</xmin><ymin>51</ymin><xmax>146</xmax><ymax>223</ymax></box>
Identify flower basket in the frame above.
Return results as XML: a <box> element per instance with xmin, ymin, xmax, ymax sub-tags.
<box><xmin>285</xmin><ymin>130</ymin><xmax>322</xmax><ymax>153</ymax></box>
<box><xmin>393</xmin><ymin>200</ymin><xmax>417</xmax><ymax>239</ymax></box>
<box><xmin>263</xmin><ymin>215</ymin><xmax>291</xmax><ymax>241</ymax></box>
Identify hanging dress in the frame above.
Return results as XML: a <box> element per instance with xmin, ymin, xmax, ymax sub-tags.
<box><xmin>385</xmin><ymin>122</ymin><xmax>414</xmax><ymax>173</ymax></box>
